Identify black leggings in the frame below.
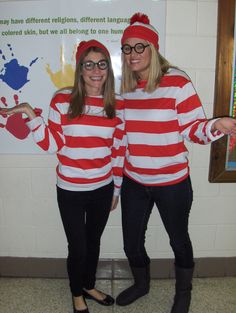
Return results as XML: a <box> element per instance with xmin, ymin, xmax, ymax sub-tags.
<box><xmin>121</xmin><ymin>175</ymin><xmax>194</xmax><ymax>269</ymax></box>
<box><xmin>57</xmin><ymin>182</ymin><xmax>113</xmax><ymax>296</ymax></box>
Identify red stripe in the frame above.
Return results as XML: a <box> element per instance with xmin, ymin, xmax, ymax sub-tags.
<box><xmin>160</xmin><ymin>75</ymin><xmax>189</xmax><ymax>88</ymax></box>
<box><xmin>112</xmin><ymin>146</ymin><xmax>126</xmax><ymax>156</ymax></box>
<box><xmin>188</xmin><ymin>122</ymin><xmax>206</xmax><ymax>144</ymax></box>
<box><xmin>65</xmin><ymin>136</ymin><xmax>112</xmax><ymax>148</ymax></box>
<box><xmin>58</xmin><ymin>155</ymin><xmax>111</xmax><ymax>169</ymax></box>
<box><xmin>125</xmin><ymin>98</ymin><xmax>175</xmax><ymax>110</ymax></box>
<box><xmin>115</xmin><ymin>100</ymin><xmax>124</xmax><ymax>110</ymax></box>
<box><xmin>113</xmin><ymin>166</ymin><xmax>123</xmax><ymax>176</ymax></box>
<box><xmin>128</xmin><ymin>142</ymin><xmax>187</xmax><ymax>157</ymax></box>
<box><xmin>85</xmin><ymin>96</ymin><xmax>104</xmax><ymax>107</ymax></box>
<box><xmin>124</xmin><ymin>170</ymin><xmax>190</xmax><ymax>186</ymax></box>
<box><xmin>61</xmin><ymin>114</ymin><xmax>118</xmax><ymax>127</ymax></box>
<box><xmin>179</xmin><ymin>119</ymin><xmax>206</xmax><ymax>133</ymax></box>
<box><xmin>202</xmin><ymin>122</ymin><xmax>207</xmax><ymax>136</ymax></box>
<box><xmin>32</xmin><ymin>125</ymin><xmax>41</xmax><ymax>132</ymax></box>
<box><xmin>57</xmin><ymin>168</ymin><xmax>112</xmax><ymax>183</ymax></box>
<box><xmin>114</xmin><ymin>127</ymin><xmax>125</xmax><ymax>140</ymax></box>
<box><xmin>126</xmin><ymin>120</ymin><xmax>179</xmax><ymax>133</ymax></box>
<box><xmin>37</xmin><ymin>128</ymin><xmax>50</xmax><ymax>151</ymax></box>
<box><xmin>51</xmin><ymin>93</ymin><xmax>70</xmax><ymax>111</ymax></box>
<box><xmin>125</xmin><ymin>160</ymin><xmax>188</xmax><ymax>175</ymax></box>
<box><xmin>177</xmin><ymin>95</ymin><xmax>202</xmax><ymax>113</ymax></box>
<box><xmin>48</xmin><ymin>119</ymin><xmax>63</xmax><ymax>132</ymax></box>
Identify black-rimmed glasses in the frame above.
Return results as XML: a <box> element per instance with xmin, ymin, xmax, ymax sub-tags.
<box><xmin>81</xmin><ymin>59</ymin><xmax>109</xmax><ymax>71</ymax></box>
<box><xmin>121</xmin><ymin>43</ymin><xmax>150</xmax><ymax>55</ymax></box>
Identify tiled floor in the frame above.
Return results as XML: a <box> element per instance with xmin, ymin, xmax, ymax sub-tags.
<box><xmin>0</xmin><ymin>277</ymin><xmax>236</xmax><ymax>313</ymax></box>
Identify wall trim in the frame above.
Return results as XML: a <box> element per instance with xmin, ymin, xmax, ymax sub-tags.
<box><xmin>0</xmin><ymin>257</ymin><xmax>235</xmax><ymax>278</ymax></box>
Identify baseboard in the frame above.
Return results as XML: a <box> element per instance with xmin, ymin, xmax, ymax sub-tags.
<box><xmin>0</xmin><ymin>257</ymin><xmax>235</xmax><ymax>278</ymax></box>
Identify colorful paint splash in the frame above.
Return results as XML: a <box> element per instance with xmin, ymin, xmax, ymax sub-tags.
<box><xmin>0</xmin><ymin>95</ymin><xmax>31</xmax><ymax>139</ymax></box>
<box><xmin>46</xmin><ymin>45</ymin><xmax>75</xmax><ymax>89</ymax></box>
<box><xmin>0</xmin><ymin>44</ymin><xmax>38</xmax><ymax>90</ymax></box>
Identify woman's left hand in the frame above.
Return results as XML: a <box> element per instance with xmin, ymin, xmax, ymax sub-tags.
<box><xmin>211</xmin><ymin>117</ymin><xmax>236</xmax><ymax>137</ymax></box>
<box><xmin>110</xmin><ymin>196</ymin><xmax>119</xmax><ymax>211</ymax></box>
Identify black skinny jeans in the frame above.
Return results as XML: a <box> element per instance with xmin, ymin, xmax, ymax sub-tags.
<box><xmin>57</xmin><ymin>182</ymin><xmax>113</xmax><ymax>296</ymax></box>
<box><xmin>121</xmin><ymin>175</ymin><xmax>194</xmax><ymax>269</ymax></box>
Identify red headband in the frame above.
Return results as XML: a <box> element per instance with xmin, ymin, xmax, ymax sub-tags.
<box><xmin>76</xmin><ymin>40</ymin><xmax>110</xmax><ymax>64</ymax></box>
<box><xmin>121</xmin><ymin>13</ymin><xmax>159</xmax><ymax>49</ymax></box>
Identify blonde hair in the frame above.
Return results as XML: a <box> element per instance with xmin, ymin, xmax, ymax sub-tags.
<box><xmin>68</xmin><ymin>47</ymin><xmax>116</xmax><ymax>119</ymax></box>
<box><xmin>120</xmin><ymin>42</ymin><xmax>173</xmax><ymax>94</ymax></box>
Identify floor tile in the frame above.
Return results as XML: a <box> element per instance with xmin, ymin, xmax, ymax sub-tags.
<box><xmin>0</xmin><ymin>277</ymin><xmax>235</xmax><ymax>313</ymax></box>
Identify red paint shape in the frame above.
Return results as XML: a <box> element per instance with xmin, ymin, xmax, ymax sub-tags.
<box><xmin>13</xmin><ymin>94</ymin><xmax>19</xmax><ymax>105</ymax></box>
<box><xmin>5</xmin><ymin>113</ymin><xmax>30</xmax><ymax>139</ymax></box>
<box><xmin>1</xmin><ymin>97</ymin><xmax>7</xmax><ymax>107</ymax></box>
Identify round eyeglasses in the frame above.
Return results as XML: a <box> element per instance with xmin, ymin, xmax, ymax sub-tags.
<box><xmin>121</xmin><ymin>43</ymin><xmax>150</xmax><ymax>55</ymax></box>
<box><xmin>81</xmin><ymin>59</ymin><xmax>108</xmax><ymax>71</ymax></box>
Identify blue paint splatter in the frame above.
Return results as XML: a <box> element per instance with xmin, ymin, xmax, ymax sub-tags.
<box><xmin>0</xmin><ymin>44</ymin><xmax>38</xmax><ymax>90</ymax></box>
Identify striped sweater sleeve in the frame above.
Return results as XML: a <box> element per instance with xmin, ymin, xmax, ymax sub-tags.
<box><xmin>111</xmin><ymin>100</ymin><xmax>126</xmax><ymax>196</ymax></box>
<box><xmin>176</xmin><ymin>80</ymin><xmax>223</xmax><ymax>144</ymax></box>
<box><xmin>26</xmin><ymin>94</ymin><xmax>65</xmax><ymax>153</ymax></box>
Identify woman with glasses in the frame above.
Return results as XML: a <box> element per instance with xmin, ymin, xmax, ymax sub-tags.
<box><xmin>0</xmin><ymin>40</ymin><xmax>125</xmax><ymax>313</ymax></box>
<box><xmin>116</xmin><ymin>13</ymin><xmax>236</xmax><ymax>313</ymax></box>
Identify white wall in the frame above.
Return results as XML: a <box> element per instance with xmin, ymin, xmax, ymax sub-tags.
<box><xmin>0</xmin><ymin>0</ymin><xmax>236</xmax><ymax>260</ymax></box>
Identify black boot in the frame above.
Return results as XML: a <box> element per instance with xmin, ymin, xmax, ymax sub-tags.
<box><xmin>116</xmin><ymin>265</ymin><xmax>150</xmax><ymax>306</ymax></box>
<box><xmin>170</xmin><ymin>266</ymin><xmax>194</xmax><ymax>313</ymax></box>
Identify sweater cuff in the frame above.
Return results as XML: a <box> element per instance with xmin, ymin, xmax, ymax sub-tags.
<box><xmin>113</xmin><ymin>186</ymin><xmax>121</xmax><ymax>197</ymax></box>
<box><xmin>206</xmin><ymin>118</ymin><xmax>225</xmax><ymax>142</ymax></box>
<box><xmin>26</xmin><ymin>116</ymin><xmax>44</xmax><ymax>130</ymax></box>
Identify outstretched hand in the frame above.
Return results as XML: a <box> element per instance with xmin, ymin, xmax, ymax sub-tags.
<box><xmin>211</xmin><ymin>117</ymin><xmax>236</xmax><ymax>137</ymax></box>
<box><xmin>0</xmin><ymin>102</ymin><xmax>37</xmax><ymax>120</ymax></box>
<box><xmin>110</xmin><ymin>196</ymin><xmax>119</xmax><ymax>211</ymax></box>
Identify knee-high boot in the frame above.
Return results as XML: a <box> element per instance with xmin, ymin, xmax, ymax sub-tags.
<box><xmin>116</xmin><ymin>265</ymin><xmax>150</xmax><ymax>306</ymax></box>
<box><xmin>170</xmin><ymin>265</ymin><xmax>194</xmax><ymax>313</ymax></box>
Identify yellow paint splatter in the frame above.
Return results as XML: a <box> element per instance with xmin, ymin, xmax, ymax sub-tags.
<box><xmin>46</xmin><ymin>46</ymin><xmax>76</xmax><ymax>89</ymax></box>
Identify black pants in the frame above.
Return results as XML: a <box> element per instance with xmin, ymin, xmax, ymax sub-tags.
<box><xmin>121</xmin><ymin>175</ymin><xmax>194</xmax><ymax>269</ymax></box>
<box><xmin>57</xmin><ymin>182</ymin><xmax>113</xmax><ymax>296</ymax></box>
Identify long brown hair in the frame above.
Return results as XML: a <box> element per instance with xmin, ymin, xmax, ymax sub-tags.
<box><xmin>68</xmin><ymin>46</ymin><xmax>116</xmax><ymax>119</ymax></box>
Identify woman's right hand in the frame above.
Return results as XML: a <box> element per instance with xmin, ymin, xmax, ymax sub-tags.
<box><xmin>0</xmin><ymin>102</ymin><xmax>37</xmax><ymax>120</ymax></box>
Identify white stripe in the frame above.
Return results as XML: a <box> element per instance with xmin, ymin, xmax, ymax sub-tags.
<box><xmin>55</xmin><ymin>102</ymin><xmax>69</xmax><ymax>114</ymax></box>
<box><xmin>62</xmin><ymin>124</ymin><xmax>114</xmax><ymax>138</ymax></box>
<box><xmin>125</xmin><ymin>167</ymin><xmax>189</xmax><ymax>185</ymax></box>
<box><xmin>166</xmin><ymin>68</ymin><xmax>189</xmax><ymax>79</ymax></box>
<box><xmin>59</xmin><ymin>146</ymin><xmax>111</xmax><ymax>159</ymax></box>
<box><xmin>58</xmin><ymin>163</ymin><xmax>111</xmax><ymax>179</ymax></box>
<box><xmin>176</xmin><ymin>82</ymin><xmax>196</xmax><ymax>105</ymax></box>
<box><xmin>124</xmin><ymin>86</ymin><xmax>180</xmax><ymax>100</ymax></box>
<box><xmin>49</xmin><ymin>107</ymin><xmax>61</xmax><ymax>124</ymax></box>
<box><xmin>127</xmin><ymin>131</ymin><xmax>182</xmax><ymax>146</ymax></box>
<box><xmin>125</xmin><ymin>108</ymin><xmax>177</xmax><ymax>121</ymax></box>
<box><xmin>178</xmin><ymin>106</ymin><xmax>205</xmax><ymax>126</ymax></box>
<box><xmin>126</xmin><ymin>152</ymin><xmax>188</xmax><ymax>169</ymax></box>
<box><xmin>57</xmin><ymin>176</ymin><xmax>112</xmax><ymax>191</ymax></box>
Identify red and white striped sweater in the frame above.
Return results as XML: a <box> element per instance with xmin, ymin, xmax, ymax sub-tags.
<box><xmin>26</xmin><ymin>90</ymin><xmax>126</xmax><ymax>195</ymax></box>
<box><xmin>123</xmin><ymin>68</ymin><xmax>223</xmax><ymax>186</ymax></box>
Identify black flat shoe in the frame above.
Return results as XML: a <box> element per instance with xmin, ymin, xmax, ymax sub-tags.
<box><xmin>83</xmin><ymin>289</ymin><xmax>114</xmax><ymax>306</ymax></box>
<box><xmin>73</xmin><ymin>308</ymin><xmax>89</xmax><ymax>313</ymax></box>
<box><xmin>72</xmin><ymin>296</ymin><xmax>90</xmax><ymax>313</ymax></box>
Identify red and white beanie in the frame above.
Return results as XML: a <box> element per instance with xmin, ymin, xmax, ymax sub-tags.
<box><xmin>76</xmin><ymin>40</ymin><xmax>110</xmax><ymax>64</ymax></box>
<box><xmin>121</xmin><ymin>13</ymin><xmax>159</xmax><ymax>50</ymax></box>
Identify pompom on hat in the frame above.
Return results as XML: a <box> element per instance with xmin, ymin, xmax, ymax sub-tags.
<box><xmin>76</xmin><ymin>39</ymin><xmax>110</xmax><ymax>64</ymax></box>
<box><xmin>121</xmin><ymin>13</ymin><xmax>159</xmax><ymax>50</ymax></box>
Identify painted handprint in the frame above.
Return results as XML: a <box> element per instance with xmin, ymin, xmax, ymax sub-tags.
<box><xmin>46</xmin><ymin>45</ymin><xmax>75</xmax><ymax>89</ymax></box>
<box><xmin>0</xmin><ymin>95</ymin><xmax>42</xmax><ymax>140</ymax></box>
<box><xmin>0</xmin><ymin>44</ymin><xmax>38</xmax><ymax>90</ymax></box>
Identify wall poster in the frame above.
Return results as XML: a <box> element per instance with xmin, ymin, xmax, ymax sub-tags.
<box><xmin>0</xmin><ymin>0</ymin><xmax>166</xmax><ymax>153</ymax></box>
